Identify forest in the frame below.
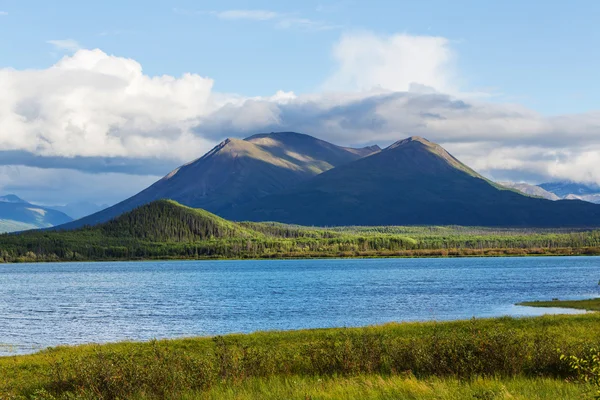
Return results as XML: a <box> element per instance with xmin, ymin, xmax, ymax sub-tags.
<box><xmin>1</xmin><ymin>200</ymin><xmax>600</xmax><ymax>263</ymax></box>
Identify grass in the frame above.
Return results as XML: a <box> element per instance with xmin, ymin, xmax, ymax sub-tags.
<box><xmin>518</xmin><ymin>298</ymin><xmax>600</xmax><ymax>312</ymax></box>
<box><xmin>173</xmin><ymin>375</ymin><xmax>591</xmax><ymax>400</ymax></box>
<box><xmin>2</xmin><ymin>314</ymin><xmax>600</xmax><ymax>399</ymax></box>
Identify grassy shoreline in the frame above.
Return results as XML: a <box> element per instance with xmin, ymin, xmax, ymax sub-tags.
<box><xmin>518</xmin><ymin>298</ymin><xmax>600</xmax><ymax>312</ymax></box>
<box><xmin>2</xmin><ymin>314</ymin><xmax>600</xmax><ymax>399</ymax></box>
<box><xmin>2</xmin><ymin>247</ymin><xmax>600</xmax><ymax>264</ymax></box>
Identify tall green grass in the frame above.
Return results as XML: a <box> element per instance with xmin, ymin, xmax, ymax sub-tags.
<box><xmin>2</xmin><ymin>314</ymin><xmax>600</xmax><ymax>399</ymax></box>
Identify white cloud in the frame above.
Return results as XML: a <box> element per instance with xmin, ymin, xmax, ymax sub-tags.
<box><xmin>213</xmin><ymin>10</ymin><xmax>279</xmax><ymax>20</ymax></box>
<box><xmin>275</xmin><ymin>17</ymin><xmax>340</xmax><ymax>31</ymax></box>
<box><xmin>0</xmin><ymin>49</ymin><xmax>217</xmax><ymax>161</ymax></box>
<box><xmin>323</xmin><ymin>32</ymin><xmax>456</xmax><ymax>93</ymax></box>
<box><xmin>2</xmin><ymin>33</ymin><xmax>600</xmax><ymax>205</ymax></box>
<box><xmin>0</xmin><ymin>11</ymin><xmax>8</xmax><ymax>16</ymax></box>
<box><xmin>47</xmin><ymin>39</ymin><xmax>82</xmax><ymax>52</ymax></box>
<box><xmin>181</xmin><ymin>8</ymin><xmax>337</xmax><ymax>31</ymax></box>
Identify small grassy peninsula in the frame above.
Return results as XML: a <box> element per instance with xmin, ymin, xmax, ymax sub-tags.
<box><xmin>1</xmin><ymin>200</ymin><xmax>600</xmax><ymax>262</ymax></box>
<box><xmin>2</xmin><ymin>314</ymin><xmax>600</xmax><ymax>399</ymax></box>
<box><xmin>518</xmin><ymin>298</ymin><xmax>600</xmax><ymax>312</ymax></box>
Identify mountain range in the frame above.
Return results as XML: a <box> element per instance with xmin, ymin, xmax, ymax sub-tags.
<box><xmin>57</xmin><ymin>132</ymin><xmax>380</xmax><ymax>229</ymax></box>
<box><xmin>0</xmin><ymin>195</ymin><xmax>73</xmax><ymax>233</ymax></box>
<box><xmin>49</xmin><ymin>131</ymin><xmax>600</xmax><ymax>229</ymax></box>
<box><xmin>501</xmin><ymin>182</ymin><xmax>600</xmax><ymax>204</ymax></box>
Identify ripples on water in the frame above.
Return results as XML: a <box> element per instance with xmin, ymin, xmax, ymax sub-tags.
<box><xmin>0</xmin><ymin>257</ymin><xmax>598</xmax><ymax>355</ymax></box>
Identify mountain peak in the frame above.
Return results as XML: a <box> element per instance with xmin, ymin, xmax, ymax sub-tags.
<box><xmin>0</xmin><ymin>194</ymin><xmax>27</xmax><ymax>204</ymax></box>
<box><xmin>387</xmin><ymin>136</ymin><xmax>433</xmax><ymax>150</ymax></box>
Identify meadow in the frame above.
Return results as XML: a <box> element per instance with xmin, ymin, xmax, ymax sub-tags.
<box><xmin>2</xmin><ymin>314</ymin><xmax>600</xmax><ymax>399</ymax></box>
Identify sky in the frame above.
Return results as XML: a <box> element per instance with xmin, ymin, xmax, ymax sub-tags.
<box><xmin>1</xmin><ymin>0</ymin><xmax>600</xmax><ymax>205</ymax></box>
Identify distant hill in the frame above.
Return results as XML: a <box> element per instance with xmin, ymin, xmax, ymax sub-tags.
<box><xmin>55</xmin><ymin>132</ymin><xmax>379</xmax><ymax>230</ymax></box>
<box><xmin>224</xmin><ymin>137</ymin><xmax>600</xmax><ymax>227</ymax></box>
<box><xmin>0</xmin><ymin>194</ymin><xmax>73</xmax><ymax>233</ymax></box>
<box><xmin>540</xmin><ymin>182</ymin><xmax>600</xmax><ymax>198</ymax></box>
<box><xmin>563</xmin><ymin>193</ymin><xmax>600</xmax><ymax>204</ymax></box>
<box><xmin>498</xmin><ymin>182</ymin><xmax>560</xmax><ymax>201</ymax></box>
<box><xmin>96</xmin><ymin>200</ymin><xmax>257</xmax><ymax>241</ymax></box>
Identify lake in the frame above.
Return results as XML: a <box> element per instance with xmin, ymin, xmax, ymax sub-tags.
<box><xmin>1</xmin><ymin>256</ymin><xmax>598</xmax><ymax>355</ymax></box>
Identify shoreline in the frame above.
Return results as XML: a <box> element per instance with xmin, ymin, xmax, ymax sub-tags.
<box><xmin>2</xmin><ymin>307</ymin><xmax>595</xmax><ymax>358</ymax></box>
<box><xmin>2</xmin><ymin>313</ymin><xmax>599</xmax><ymax>398</ymax></box>
<box><xmin>2</xmin><ymin>248</ymin><xmax>600</xmax><ymax>264</ymax></box>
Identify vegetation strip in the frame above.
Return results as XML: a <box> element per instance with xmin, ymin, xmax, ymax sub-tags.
<box><xmin>2</xmin><ymin>314</ymin><xmax>600</xmax><ymax>398</ymax></box>
<box><xmin>1</xmin><ymin>200</ymin><xmax>600</xmax><ymax>262</ymax></box>
<box><xmin>517</xmin><ymin>298</ymin><xmax>600</xmax><ymax>311</ymax></box>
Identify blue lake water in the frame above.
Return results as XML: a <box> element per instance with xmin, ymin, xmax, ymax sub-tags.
<box><xmin>0</xmin><ymin>256</ymin><xmax>599</xmax><ymax>355</ymax></box>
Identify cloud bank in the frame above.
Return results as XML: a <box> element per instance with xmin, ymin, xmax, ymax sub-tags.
<box><xmin>2</xmin><ymin>32</ymin><xmax>600</xmax><ymax>203</ymax></box>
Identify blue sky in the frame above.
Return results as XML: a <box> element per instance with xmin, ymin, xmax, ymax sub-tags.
<box><xmin>2</xmin><ymin>0</ymin><xmax>599</xmax><ymax>114</ymax></box>
<box><xmin>1</xmin><ymin>0</ymin><xmax>600</xmax><ymax>205</ymax></box>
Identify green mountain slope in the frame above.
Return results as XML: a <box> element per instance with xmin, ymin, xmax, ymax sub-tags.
<box><xmin>0</xmin><ymin>194</ymin><xmax>73</xmax><ymax>233</ymax></box>
<box><xmin>96</xmin><ymin>200</ymin><xmax>257</xmax><ymax>241</ymax></box>
<box><xmin>224</xmin><ymin>136</ymin><xmax>600</xmax><ymax>227</ymax></box>
<box><xmin>57</xmin><ymin>132</ymin><xmax>379</xmax><ymax>230</ymax></box>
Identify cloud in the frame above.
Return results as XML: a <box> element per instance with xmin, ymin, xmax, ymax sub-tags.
<box><xmin>275</xmin><ymin>17</ymin><xmax>340</xmax><ymax>31</ymax></box>
<box><xmin>323</xmin><ymin>32</ymin><xmax>457</xmax><ymax>93</ymax></box>
<box><xmin>179</xmin><ymin>8</ymin><xmax>338</xmax><ymax>31</ymax></box>
<box><xmin>3</xmin><ymin>33</ymin><xmax>600</xmax><ymax>206</ymax></box>
<box><xmin>0</xmin><ymin>165</ymin><xmax>160</xmax><ymax>205</ymax></box>
<box><xmin>47</xmin><ymin>39</ymin><xmax>82</xmax><ymax>52</ymax></box>
<box><xmin>174</xmin><ymin>8</ymin><xmax>279</xmax><ymax>21</ymax></box>
<box><xmin>0</xmin><ymin>11</ymin><xmax>7</xmax><ymax>16</ymax></box>
<box><xmin>212</xmin><ymin>10</ymin><xmax>279</xmax><ymax>20</ymax></box>
<box><xmin>0</xmin><ymin>49</ymin><xmax>217</xmax><ymax>162</ymax></box>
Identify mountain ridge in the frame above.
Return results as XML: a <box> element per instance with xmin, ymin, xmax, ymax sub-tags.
<box><xmin>55</xmin><ymin>132</ymin><xmax>379</xmax><ymax>230</ymax></box>
<box><xmin>223</xmin><ymin>136</ymin><xmax>600</xmax><ymax>227</ymax></box>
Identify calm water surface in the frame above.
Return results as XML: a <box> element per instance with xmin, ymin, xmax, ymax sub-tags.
<box><xmin>1</xmin><ymin>257</ymin><xmax>599</xmax><ymax>355</ymax></box>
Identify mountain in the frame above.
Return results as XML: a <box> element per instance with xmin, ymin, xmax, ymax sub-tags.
<box><xmin>0</xmin><ymin>194</ymin><xmax>73</xmax><ymax>233</ymax></box>
<box><xmin>55</xmin><ymin>132</ymin><xmax>380</xmax><ymax>230</ymax></box>
<box><xmin>223</xmin><ymin>136</ymin><xmax>600</xmax><ymax>227</ymax></box>
<box><xmin>539</xmin><ymin>182</ymin><xmax>600</xmax><ymax>198</ymax></box>
<box><xmin>564</xmin><ymin>193</ymin><xmax>600</xmax><ymax>204</ymax></box>
<box><xmin>47</xmin><ymin>201</ymin><xmax>109</xmax><ymax>220</ymax></box>
<box><xmin>498</xmin><ymin>182</ymin><xmax>560</xmax><ymax>201</ymax></box>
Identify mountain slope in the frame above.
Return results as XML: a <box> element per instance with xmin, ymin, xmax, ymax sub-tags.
<box><xmin>224</xmin><ymin>137</ymin><xmax>600</xmax><ymax>227</ymax></box>
<box><xmin>498</xmin><ymin>182</ymin><xmax>560</xmax><ymax>201</ymax></box>
<box><xmin>0</xmin><ymin>195</ymin><xmax>73</xmax><ymax>233</ymax></box>
<box><xmin>55</xmin><ymin>132</ymin><xmax>378</xmax><ymax>230</ymax></box>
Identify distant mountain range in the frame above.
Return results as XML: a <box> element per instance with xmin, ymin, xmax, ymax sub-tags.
<box><xmin>498</xmin><ymin>182</ymin><xmax>560</xmax><ymax>201</ymax></box>
<box><xmin>501</xmin><ymin>182</ymin><xmax>600</xmax><ymax>204</ymax></box>
<box><xmin>49</xmin><ymin>132</ymin><xmax>600</xmax><ymax>230</ymax></box>
<box><xmin>539</xmin><ymin>182</ymin><xmax>600</xmax><ymax>198</ymax></box>
<box><xmin>0</xmin><ymin>195</ymin><xmax>73</xmax><ymax>233</ymax></box>
<box><xmin>47</xmin><ymin>201</ymin><xmax>109</xmax><ymax>220</ymax></box>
